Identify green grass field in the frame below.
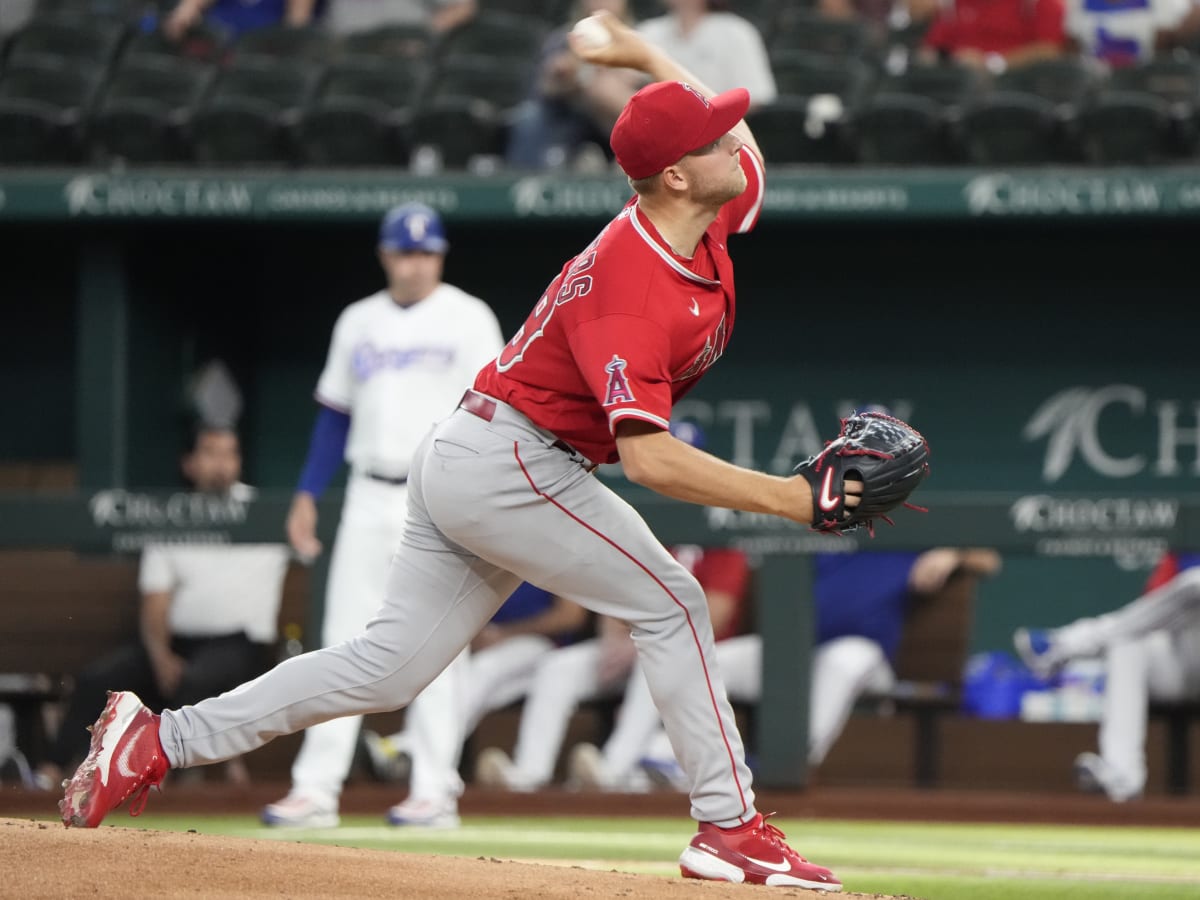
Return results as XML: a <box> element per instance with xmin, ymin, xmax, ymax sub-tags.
<box><xmin>75</xmin><ymin>812</ymin><xmax>1200</xmax><ymax>900</ymax></box>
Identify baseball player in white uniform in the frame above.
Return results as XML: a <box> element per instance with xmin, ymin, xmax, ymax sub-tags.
<box><xmin>261</xmin><ymin>202</ymin><xmax>504</xmax><ymax>827</ymax></box>
<box><xmin>367</xmin><ymin>582</ymin><xmax>590</xmax><ymax>827</ymax></box>
<box><xmin>1016</xmin><ymin>549</ymin><xmax>1200</xmax><ymax>802</ymax></box>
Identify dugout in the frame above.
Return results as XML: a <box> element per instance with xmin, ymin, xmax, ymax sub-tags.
<box><xmin>3</xmin><ymin>166</ymin><xmax>1200</xmax><ymax>788</ymax></box>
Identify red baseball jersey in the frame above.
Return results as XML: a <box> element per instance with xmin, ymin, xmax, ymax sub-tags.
<box><xmin>474</xmin><ymin>147</ymin><xmax>766</xmax><ymax>465</ymax></box>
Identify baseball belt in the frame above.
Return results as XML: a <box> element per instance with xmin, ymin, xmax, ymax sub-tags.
<box><xmin>457</xmin><ymin>390</ymin><xmax>594</xmax><ymax>469</ymax></box>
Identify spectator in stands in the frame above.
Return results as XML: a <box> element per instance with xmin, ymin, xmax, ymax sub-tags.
<box><xmin>637</xmin><ymin>0</ymin><xmax>777</xmax><ymax>106</ymax></box>
<box><xmin>291</xmin><ymin>0</ymin><xmax>476</xmax><ymax>35</ymax></box>
<box><xmin>570</xmin><ymin>547</ymin><xmax>1002</xmax><ymax>792</ymax></box>
<box><xmin>163</xmin><ymin>0</ymin><xmax>310</xmax><ymax>41</ymax></box>
<box><xmin>1063</xmin><ymin>0</ymin><xmax>1199</xmax><ymax>67</ymax></box>
<box><xmin>918</xmin><ymin>0</ymin><xmax>1067</xmax><ymax>73</ymax></box>
<box><xmin>505</xmin><ymin>0</ymin><xmax>642</xmax><ymax>170</ymax></box>
<box><xmin>34</xmin><ymin>427</ymin><xmax>290</xmax><ymax>790</ymax></box>
<box><xmin>363</xmin><ymin>582</ymin><xmax>590</xmax><ymax>826</ymax></box>
<box><xmin>474</xmin><ymin>543</ymin><xmax>753</xmax><ymax>792</ymax></box>
<box><xmin>1015</xmin><ymin>548</ymin><xmax>1200</xmax><ymax>802</ymax></box>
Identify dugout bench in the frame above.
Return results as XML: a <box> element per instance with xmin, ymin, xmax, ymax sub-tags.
<box><xmin>861</xmin><ymin>567</ymin><xmax>978</xmax><ymax>789</ymax></box>
<box><xmin>0</xmin><ymin>550</ymin><xmax>310</xmax><ymax>775</ymax></box>
<box><xmin>1151</xmin><ymin>700</ymin><xmax>1200</xmax><ymax>795</ymax></box>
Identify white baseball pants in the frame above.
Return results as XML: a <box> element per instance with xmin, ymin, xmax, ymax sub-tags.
<box><xmin>1049</xmin><ymin>568</ymin><xmax>1200</xmax><ymax>794</ymax></box>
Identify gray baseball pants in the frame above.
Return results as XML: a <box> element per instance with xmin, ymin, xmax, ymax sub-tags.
<box><xmin>160</xmin><ymin>392</ymin><xmax>757</xmax><ymax>825</ymax></box>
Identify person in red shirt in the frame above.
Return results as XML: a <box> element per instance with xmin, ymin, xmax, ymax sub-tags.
<box><xmin>920</xmin><ymin>0</ymin><xmax>1067</xmax><ymax>72</ymax></box>
<box><xmin>61</xmin><ymin>10</ymin><xmax>855</xmax><ymax>891</ymax></box>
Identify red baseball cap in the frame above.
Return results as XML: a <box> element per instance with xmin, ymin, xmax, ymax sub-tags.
<box><xmin>610</xmin><ymin>81</ymin><xmax>750</xmax><ymax>180</ymax></box>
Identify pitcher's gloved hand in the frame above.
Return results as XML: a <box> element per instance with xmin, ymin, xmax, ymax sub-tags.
<box><xmin>794</xmin><ymin>411</ymin><xmax>930</xmax><ymax>535</ymax></box>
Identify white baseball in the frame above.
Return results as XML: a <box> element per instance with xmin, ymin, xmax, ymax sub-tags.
<box><xmin>571</xmin><ymin>15</ymin><xmax>612</xmax><ymax>51</ymax></box>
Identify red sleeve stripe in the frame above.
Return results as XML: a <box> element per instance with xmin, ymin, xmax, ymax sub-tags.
<box><xmin>608</xmin><ymin>408</ymin><xmax>671</xmax><ymax>433</ymax></box>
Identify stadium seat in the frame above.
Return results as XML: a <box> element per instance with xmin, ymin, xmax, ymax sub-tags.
<box><xmin>436</xmin><ymin>11</ymin><xmax>549</xmax><ymax>63</ymax></box>
<box><xmin>319</xmin><ymin>55</ymin><xmax>427</xmax><ymax>111</ymax></box>
<box><xmin>1108</xmin><ymin>54</ymin><xmax>1200</xmax><ymax>109</ymax></box>
<box><xmin>120</xmin><ymin>22</ymin><xmax>228</xmax><ymax>64</ymax></box>
<box><xmin>88</xmin><ymin>98</ymin><xmax>182</xmax><ymax>163</ymax></box>
<box><xmin>0</xmin><ymin>56</ymin><xmax>97</xmax><ymax>161</ymax></box>
<box><xmin>770</xmin><ymin>10</ymin><xmax>870</xmax><ymax>60</ymax></box>
<box><xmin>188</xmin><ymin>95</ymin><xmax>291</xmax><ymax>165</ymax></box>
<box><xmin>232</xmin><ymin>25</ymin><xmax>337</xmax><ymax>62</ymax></box>
<box><xmin>423</xmin><ymin>54</ymin><xmax>534</xmax><ymax>112</ymax></box>
<box><xmin>405</xmin><ymin>96</ymin><xmax>502</xmax><ymax>171</ymax></box>
<box><xmin>482</xmin><ymin>0</ymin><xmax>558</xmax><ymax>22</ymax></box>
<box><xmin>341</xmin><ymin>23</ymin><xmax>435</xmax><ymax>61</ymax></box>
<box><xmin>877</xmin><ymin>61</ymin><xmax>985</xmax><ymax>110</ymax></box>
<box><xmin>1105</xmin><ymin>56</ymin><xmax>1200</xmax><ymax>157</ymax></box>
<box><xmin>956</xmin><ymin>91</ymin><xmax>1061</xmax><ymax>165</ymax></box>
<box><xmin>4</xmin><ymin>14</ymin><xmax>127</xmax><ymax>68</ymax></box>
<box><xmin>33</xmin><ymin>0</ymin><xmax>145</xmax><ymax>20</ymax></box>
<box><xmin>100</xmin><ymin>54</ymin><xmax>213</xmax><ymax>109</ymax></box>
<box><xmin>293</xmin><ymin>96</ymin><xmax>409</xmax><ymax>167</ymax></box>
<box><xmin>0</xmin><ymin>55</ymin><xmax>101</xmax><ymax>110</ymax></box>
<box><xmin>0</xmin><ymin>98</ymin><xmax>82</xmax><ymax>164</ymax></box>
<box><xmin>209</xmin><ymin>55</ymin><xmax>320</xmax><ymax>114</ymax></box>
<box><xmin>1075</xmin><ymin>91</ymin><xmax>1174</xmax><ymax>164</ymax></box>
<box><xmin>740</xmin><ymin>0</ymin><xmax>781</xmax><ymax>33</ymax></box>
<box><xmin>770</xmin><ymin>51</ymin><xmax>875</xmax><ymax>111</ymax></box>
<box><xmin>746</xmin><ymin>96</ymin><xmax>854</xmax><ymax>164</ymax></box>
<box><xmin>87</xmin><ymin>56</ymin><xmax>213</xmax><ymax>163</ymax></box>
<box><xmin>847</xmin><ymin>92</ymin><xmax>953</xmax><ymax>164</ymax></box>
<box><xmin>995</xmin><ymin>56</ymin><xmax>1103</xmax><ymax>110</ymax></box>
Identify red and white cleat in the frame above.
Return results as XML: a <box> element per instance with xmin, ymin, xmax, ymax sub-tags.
<box><xmin>59</xmin><ymin>691</ymin><xmax>170</xmax><ymax>828</ymax></box>
<box><xmin>679</xmin><ymin>812</ymin><xmax>842</xmax><ymax>891</ymax></box>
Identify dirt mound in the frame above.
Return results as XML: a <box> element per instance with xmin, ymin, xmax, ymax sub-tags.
<box><xmin>0</xmin><ymin>817</ymin><xmax>904</xmax><ymax>899</ymax></box>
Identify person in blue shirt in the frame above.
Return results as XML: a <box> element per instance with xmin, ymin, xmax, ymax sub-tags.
<box><xmin>1016</xmin><ymin>549</ymin><xmax>1200</xmax><ymax>801</ymax></box>
<box><xmin>163</xmin><ymin>0</ymin><xmax>308</xmax><ymax>42</ymax></box>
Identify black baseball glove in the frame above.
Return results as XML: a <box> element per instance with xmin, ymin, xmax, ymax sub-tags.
<box><xmin>794</xmin><ymin>411</ymin><xmax>930</xmax><ymax>535</ymax></box>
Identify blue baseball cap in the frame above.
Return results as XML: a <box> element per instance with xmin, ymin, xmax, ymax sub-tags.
<box><xmin>378</xmin><ymin>202</ymin><xmax>449</xmax><ymax>254</ymax></box>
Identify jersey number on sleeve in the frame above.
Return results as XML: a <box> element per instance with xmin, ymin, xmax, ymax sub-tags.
<box><xmin>496</xmin><ymin>251</ymin><xmax>596</xmax><ymax>372</ymax></box>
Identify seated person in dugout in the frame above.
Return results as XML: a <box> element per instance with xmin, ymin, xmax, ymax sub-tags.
<box><xmin>35</xmin><ymin>426</ymin><xmax>290</xmax><ymax>789</ymax></box>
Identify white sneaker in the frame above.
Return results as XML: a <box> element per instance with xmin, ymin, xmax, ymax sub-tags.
<box><xmin>261</xmin><ymin>791</ymin><xmax>340</xmax><ymax>828</ymax></box>
<box><xmin>567</xmin><ymin>742</ymin><xmax>611</xmax><ymax>790</ymax></box>
<box><xmin>1074</xmin><ymin>752</ymin><xmax>1142</xmax><ymax>803</ymax></box>
<box><xmin>386</xmin><ymin>796</ymin><xmax>460</xmax><ymax>828</ymax></box>
<box><xmin>474</xmin><ymin>747</ymin><xmax>537</xmax><ymax>791</ymax></box>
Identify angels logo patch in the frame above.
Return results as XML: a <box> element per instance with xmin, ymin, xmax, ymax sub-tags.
<box><xmin>680</xmin><ymin>83</ymin><xmax>710</xmax><ymax>108</ymax></box>
<box><xmin>603</xmin><ymin>355</ymin><xmax>636</xmax><ymax>405</ymax></box>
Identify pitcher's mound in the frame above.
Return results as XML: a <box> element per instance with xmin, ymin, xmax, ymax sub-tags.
<box><xmin>1</xmin><ymin>817</ymin><xmax>910</xmax><ymax>899</ymax></box>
